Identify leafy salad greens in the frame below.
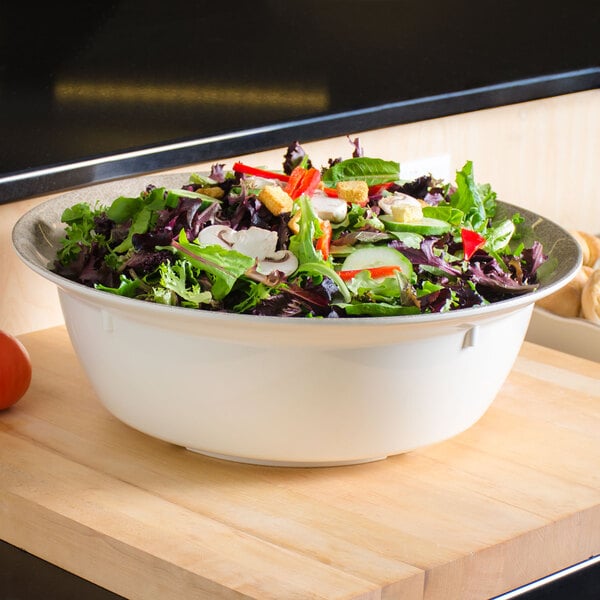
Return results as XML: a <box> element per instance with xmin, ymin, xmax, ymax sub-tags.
<box><xmin>52</xmin><ymin>140</ymin><xmax>547</xmax><ymax>318</ymax></box>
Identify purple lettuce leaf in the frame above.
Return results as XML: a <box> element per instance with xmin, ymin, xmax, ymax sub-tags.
<box><xmin>283</xmin><ymin>141</ymin><xmax>312</xmax><ymax>175</ymax></box>
<box><xmin>390</xmin><ymin>237</ymin><xmax>462</xmax><ymax>276</ymax></box>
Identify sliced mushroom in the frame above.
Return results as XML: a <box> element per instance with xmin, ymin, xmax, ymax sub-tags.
<box><xmin>229</xmin><ymin>227</ymin><xmax>278</xmax><ymax>260</ymax></box>
<box><xmin>378</xmin><ymin>192</ymin><xmax>419</xmax><ymax>215</ymax></box>
<box><xmin>310</xmin><ymin>191</ymin><xmax>348</xmax><ymax>223</ymax></box>
<box><xmin>256</xmin><ymin>250</ymin><xmax>298</xmax><ymax>276</ymax></box>
<box><xmin>196</xmin><ymin>224</ymin><xmax>234</xmax><ymax>249</ymax></box>
<box><xmin>197</xmin><ymin>225</ymin><xmax>298</xmax><ymax>276</ymax></box>
<box><xmin>245</xmin><ymin>176</ymin><xmax>286</xmax><ymax>190</ymax></box>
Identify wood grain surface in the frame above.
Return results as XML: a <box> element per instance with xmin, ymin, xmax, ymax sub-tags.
<box><xmin>2</xmin><ymin>89</ymin><xmax>599</xmax><ymax>336</ymax></box>
<box><xmin>1</xmin><ymin>327</ymin><xmax>598</xmax><ymax>599</ymax></box>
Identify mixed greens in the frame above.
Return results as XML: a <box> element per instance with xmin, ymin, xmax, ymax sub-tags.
<box><xmin>52</xmin><ymin>140</ymin><xmax>547</xmax><ymax>318</ymax></box>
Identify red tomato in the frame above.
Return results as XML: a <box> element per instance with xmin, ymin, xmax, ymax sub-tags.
<box><xmin>0</xmin><ymin>330</ymin><xmax>32</xmax><ymax>410</ymax></box>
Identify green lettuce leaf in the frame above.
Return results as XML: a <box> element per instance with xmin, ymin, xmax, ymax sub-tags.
<box><xmin>337</xmin><ymin>302</ymin><xmax>420</xmax><ymax>316</ymax></box>
<box><xmin>485</xmin><ymin>219</ymin><xmax>516</xmax><ymax>253</ymax></box>
<box><xmin>422</xmin><ymin>205</ymin><xmax>464</xmax><ymax>226</ymax></box>
<box><xmin>96</xmin><ymin>274</ymin><xmax>142</xmax><ymax>297</ymax></box>
<box><xmin>289</xmin><ymin>195</ymin><xmax>325</xmax><ymax>265</ymax></box>
<box><xmin>171</xmin><ymin>231</ymin><xmax>254</xmax><ymax>300</ymax></box>
<box><xmin>343</xmin><ymin>270</ymin><xmax>408</xmax><ymax>303</ymax></box>
<box><xmin>158</xmin><ymin>260</ymin><xmax>213</xmax><ymax>307</ymax></box>
<box><xmin>57</xmin><ymin>202</ymin><xmax>104</xmax><ymax>263</ymax></box>
<box><xmin>109</xmin><ymin>187</ymin><xmax>184</xmax><ymax>253</ymax></box>
<box><xmin>321</xmin><ymin>157</ymin><xmax>400</xmax><ymax>187</ymax></box>
<box><xmin>450</xmin><ymin>161</ymin><xmax>488</xmax><ymax>231</ymax></box>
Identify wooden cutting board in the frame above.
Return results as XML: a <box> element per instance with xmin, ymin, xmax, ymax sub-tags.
<box><xmin>1</xmin><ymin>326</ymin><xmax>599</xmax><ymax>599</ymax></box>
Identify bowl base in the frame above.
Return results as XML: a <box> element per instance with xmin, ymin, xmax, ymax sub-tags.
<box><xmin>185</xmin><ymin>447</ymin><xmax>388</xmax><ymax>468</ymax></box>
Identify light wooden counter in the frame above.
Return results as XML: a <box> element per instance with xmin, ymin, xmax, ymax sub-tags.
<box><xmin>1</xmin><ymin>326</ymin><xmax>599</xmax><ymax>599</ymax></box>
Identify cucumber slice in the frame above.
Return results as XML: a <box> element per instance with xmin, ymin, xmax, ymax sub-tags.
<box><xmin>328</xmin><ymin>244</ymin><xmax>355</xmax><ymax>257</ymax></box>
<box><xmin>341</xmin><ymin>246</ymin><xmax>412</xmax><ymax>278</ymax></box>
<box><xmin>380</xmin><ymin>215</ymin><xmax>451</xmax><ymax>235</ymax></box>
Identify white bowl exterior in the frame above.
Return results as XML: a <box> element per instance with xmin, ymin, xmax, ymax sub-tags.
<box><xmin>58</xmin><ymin>286</ymin><xmax>532</xmax><ymax>466</ymax></box>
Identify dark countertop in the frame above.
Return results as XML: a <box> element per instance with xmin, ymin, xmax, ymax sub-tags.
<box><xmin>1</xmin><ymin>0</ymin><xmax>598</xmax><ymax>204</ymax></box>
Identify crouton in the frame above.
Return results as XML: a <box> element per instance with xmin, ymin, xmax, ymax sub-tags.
<box><xmin>200</xmin><ymin>186</ymin><xmax>225</xmax><ymax>199</ymax></box>
<box><xmin>390</xmin><ymin>198</ymin><xmax>423</xmax><ymax>223</ymax></box>
<box><xmin>258</xmin><ymin>185</ymin><xmax>294</xmax><ymax>216</ymax></box>
<box><xmin>288</xmin><ymin>209</ymin><xmax>301</xmax><ymax>234</ymax></box>
<box><xmin>336</xmin><ymin>180</ymin><xmax>369</xmax><ymax>205</ymax></box>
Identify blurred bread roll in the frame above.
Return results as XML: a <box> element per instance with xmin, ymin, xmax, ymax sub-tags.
<box><xmin>579</xmin><ymin>231</ymin><xmax>600</xmax><ymax>267</ymax></box>
<box><xmin>571</xmin><ymin>230</ymin><xmax>600</xmax><ymax>268</ymax></box>
<box><xmin>581</xmin><ymin>268</ymin><xmax>600</xmax><ymax>324</ymax></box>
<box><xmin>536</xmin><ymin>266</ymin><xmax>590</xmax><ymax>318</ymax></box>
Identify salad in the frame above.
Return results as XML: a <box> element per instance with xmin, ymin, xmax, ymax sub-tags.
<box><xmin>52</xmin><ymin>139</ymin><xmax>547</xmax><ymax>318</ymax></box>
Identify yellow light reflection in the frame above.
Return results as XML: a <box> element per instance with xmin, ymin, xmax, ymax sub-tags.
<box><xmin>55</xmin><ymin>79</ymin><xmax>329</xmax><ymax>111</ymax></box>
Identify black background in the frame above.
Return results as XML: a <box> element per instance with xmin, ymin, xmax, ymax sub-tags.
<box><xmin>0</xmin><ymin>1</ymin><xmax>598</xmax><ymax>199</ymax></box>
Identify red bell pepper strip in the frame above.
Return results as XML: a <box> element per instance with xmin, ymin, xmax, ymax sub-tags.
<box><xmin>338</xmin><ymin>265</ymin><xmax>402</xmax><ymax>281</ymax></box>
<box><xmin>461</xmin><ymin>228</ymin><xmax>486</xmax><ymax>260</ymax></box>
<box><xmin>315</xmin><ymin>220</ymin><xmax>332</xmax><ymax>260</ymax></box>
<box><xmin>284</xmin><ymin>166</ymin><xmax>305</xmax><ymax>198</ymax></box>
<box><xmin>300</xmin><ymin>168</ymin><xmax>322</xmax><ymax>197</ymax></box>
<box><xmin>232</xmin><ymin>162</ymin><xmax>289</xmax><ymax>183</ymax></box>
<box><xmin>368</xmin><ymin>182</ymin><xmax>394</xmax><ymax>195</ymax></box>
<box><xmin>285</xmin><ymin>166</ymin><xmax>321</xmax><ymax>199</ymax></box>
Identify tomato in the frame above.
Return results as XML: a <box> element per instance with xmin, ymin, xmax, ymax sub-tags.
<box><xmin>461</xmin><ymin>228</ymin><xmax>486</xmax><ymax>260</ymax></box>
<box><xmin>0</xmin><ymin>330</ymin><xmax>32</xmax><ymax>410</ymax></box>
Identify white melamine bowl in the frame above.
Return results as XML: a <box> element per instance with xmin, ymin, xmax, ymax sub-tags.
<box><xmin>13</xmin><ymin>174</ymin><xmax>581</xmax><ymax>466</ymax></box>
